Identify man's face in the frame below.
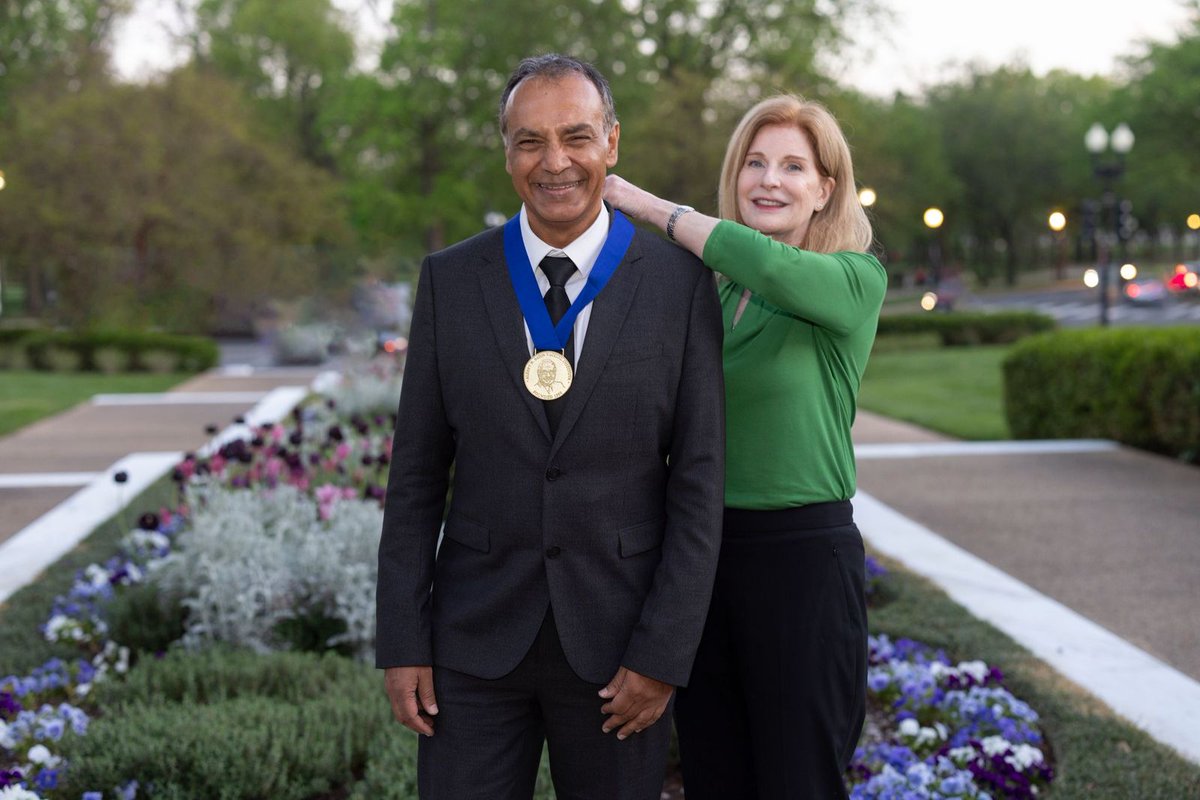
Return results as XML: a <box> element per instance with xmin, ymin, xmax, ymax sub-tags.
<box><xmin>504</xmin><ymin>74</ymin><xmax>619</xmax><ymax>248</ymax></box>
<box><xmin>537</xmin><ymin>360</ymin><xmax>556</xmax><ymax>385</ymax></box>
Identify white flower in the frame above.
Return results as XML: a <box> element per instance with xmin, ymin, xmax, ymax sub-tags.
<box><xmin>27</xmin><ymin>743</ymin><xmax>52</xmax><ymax>763</ymax></box>
<box><xmin>947</xmin><ymin>745</ymin><xmax>976</xmax><ymax>764</ymax></box>
<box><xmin>981</xmin><ymin>735</ymin><xmax>1010</xmax><ymax>756</ymax></box>
<box><xmin>898</xmin><ymin>718</ymin><xmax>920</xmax><ymax>736</ymax></box>
<box><xmin>1006</xmin><ymin>743</ymin><xmax>1045</xmax><ymax>770</ymax></box>
<box><xmin>0</xmin><ymin>720</ymin><xmax>16</xmax><ymax>749</ymax></box>
<box><xmin>84</xmin><ymin>564</ymin><xmax>110</xmax><ymax>588</ymax></box>
<box><xmin>957</xmin><ymin>660</ymin><xmax>989</xmax><ymax>682</ymax></box>
<box><xmin>0</xmin><ymin>786</ymin><xmax>45</xmax><ymax>800</ymax></box>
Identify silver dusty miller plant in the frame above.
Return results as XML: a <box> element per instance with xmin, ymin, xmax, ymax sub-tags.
<box><xmin>153</xmin><ymin>483</ymin><xmax>382</xmax><ymax>658</ymax></box>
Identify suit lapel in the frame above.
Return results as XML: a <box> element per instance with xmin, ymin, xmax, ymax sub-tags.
<box><xmin>549</xmin><ymin>238</ymin><xmax>645</xmax><ymax>459</ymax></box>
<box><xmin>478</xmin><ymin>247</ymin><xmax>553</xmax><ymax>441</ymax></box>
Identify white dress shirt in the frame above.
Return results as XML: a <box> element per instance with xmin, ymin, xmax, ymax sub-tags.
<box><xmin>518</xmin><ymin>204</ymin><xmax>610</xmax><ymax>365</ymax></box>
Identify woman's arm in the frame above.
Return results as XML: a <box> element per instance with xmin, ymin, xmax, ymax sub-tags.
<box><xmin>604</xmin><ymin>173</ymin><xmax>885</xmax><ymax>335</ymax></box>
<box><xmin>604</xmin><ymin>174</ymin><xmax>718</xmax><ymax>258</ymax></box>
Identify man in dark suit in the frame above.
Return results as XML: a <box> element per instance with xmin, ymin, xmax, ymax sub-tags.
<box><xmin>376</xmin><ymin>53</ymin><xmax>724</xmax><ymax>800</ymax></box>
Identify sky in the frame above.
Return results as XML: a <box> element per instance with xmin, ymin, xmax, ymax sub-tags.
<box><xmin>110</xmin><ymin>0</ymin><xmax>1195</xmax><ymax>97</ymax></box>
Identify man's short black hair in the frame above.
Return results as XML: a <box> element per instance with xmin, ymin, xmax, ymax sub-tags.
<box><xmin>498</xmin><ymin>54</ymin><xmax>617</xmax><ymax>140</ymax></box>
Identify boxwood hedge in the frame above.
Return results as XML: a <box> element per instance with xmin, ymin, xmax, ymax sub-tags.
<box><xmin>877</xmin><ymin>311</ymin><xmax>1056</xmax><ymax>346</ymax></box>
<box><xmin>1003</xmin><ymin>326</ymin><xmax>1200</xmax><ymax>463</ymax></box>
<box><xmin>0</xmin><ymin>328</ymin><xmax>218</xmax><ymax>372</ymax></box>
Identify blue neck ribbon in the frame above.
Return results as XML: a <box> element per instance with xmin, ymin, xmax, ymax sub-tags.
<box><xmin>503</xmin><ymin>210</ymin><xmax>634</xmax><ymax>352</ymax></box>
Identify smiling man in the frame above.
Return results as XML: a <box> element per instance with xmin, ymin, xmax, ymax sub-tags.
<box><xmin>375</xmin><ymin>54</ymin><xmax>725</xmax><ymax>800</ymax></box>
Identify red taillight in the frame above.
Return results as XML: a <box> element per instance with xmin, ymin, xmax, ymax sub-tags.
<box><xmin>1126</xmin><ymin>284</ymin><xmax>1141</xmax><ymax>298</ymax></box>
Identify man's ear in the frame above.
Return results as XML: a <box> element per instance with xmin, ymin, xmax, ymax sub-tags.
<box><xmin>606</xmin><ymin>121</ymin><xmax>620</xmax><ymax>168</ymax></box>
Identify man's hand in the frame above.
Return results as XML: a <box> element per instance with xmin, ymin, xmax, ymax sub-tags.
<box><xmin>384</xmin><ymin>666</ymin><xmax>438</xmax><ymax>736</ymax></box>
<box><xmin>598</xmin><ymin>666</ymin><xmax>674</xmax><ymax>740</ymax></box>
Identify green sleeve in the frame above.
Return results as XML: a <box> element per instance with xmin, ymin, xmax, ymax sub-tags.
<box><xmin>702</xmin><ymin>220</ymin><xmax>887</xmax><ymax>336</ymax></box>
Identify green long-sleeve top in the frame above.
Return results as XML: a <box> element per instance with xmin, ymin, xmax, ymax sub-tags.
<box><xmin>702</xmin><ymin>221</ymin><xmax>887</xmax><ymax>510</ymax></box>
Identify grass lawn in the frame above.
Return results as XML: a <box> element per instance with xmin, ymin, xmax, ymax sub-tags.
<box><xmin>0</xmin><ymin>370</ymin><xmax>189</xmax><ymax>437</ymax></box>
<box><xmin>859</xmin><ymin>343</ymin><xmax>1011</xmax><ymax>440</ymax></box>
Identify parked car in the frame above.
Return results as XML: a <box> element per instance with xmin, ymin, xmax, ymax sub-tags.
<box><xmin>1123</xmin><ymin>277</ymin><xmax>1168</xmax><ymax>306</ymax></box>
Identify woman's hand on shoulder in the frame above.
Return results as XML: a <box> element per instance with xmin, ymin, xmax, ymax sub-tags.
<box><xmin>605</xmin><ymin>174</ymin><xmax>656</xmax><ymax>224</ymax></box>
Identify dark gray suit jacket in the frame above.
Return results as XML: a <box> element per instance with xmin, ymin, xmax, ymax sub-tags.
<box><xmin>376</xmin><ymin>221</ymin><xmax>724</xmax><ymax>686</ymax></box>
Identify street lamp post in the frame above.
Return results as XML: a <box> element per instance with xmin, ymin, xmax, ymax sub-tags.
<box><xmin>1084</xmin><ymin>122</ymin><xmax>1134</xmax><ymax>326</ymax></box>
<box><xmin>1048</xmin><ymin>211</ymin><xmax>1067</xmax><ymax>280</ymax></box>
<box><xmin>923</xmin><ymin>207</ymin><xmax>945</xmax><ymax>286</ymax></box>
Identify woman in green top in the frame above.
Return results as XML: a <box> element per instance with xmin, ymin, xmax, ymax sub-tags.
<box><xmin>605</xmin><ymin>94</ymin><xmax>886</xmax><ymax>799</ymax></box>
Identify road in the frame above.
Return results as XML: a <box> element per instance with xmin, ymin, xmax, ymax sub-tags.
<box><xmin>962</xmin><ymin>286</ymin><xmax>1200</xmax><ymax>326</ymax></box>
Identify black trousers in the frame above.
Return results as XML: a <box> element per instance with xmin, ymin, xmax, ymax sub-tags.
<box><xmin>417</xmin><ymin>609</ymin><xmax>672</xmax><ymax>800</ymax></box>
<box><xmin>674</xmin><ymin>501</ymin><xmax>868</xmax><ymax>800</ymax></box>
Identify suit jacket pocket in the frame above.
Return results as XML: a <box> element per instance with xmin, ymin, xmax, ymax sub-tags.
<box><xmin>443</xmin><ymin>515</ymin><xmax>490</xmax><ymax>553</ymax></box>
<box><xmin>606</xmin><ymin>342</ymin><xmax>664</xmax><ymax>367</ymax></box>
<box><xmin>618</xmin><ymin>518</ymin><xmax>665</xmax><ymax>558</ymax></box>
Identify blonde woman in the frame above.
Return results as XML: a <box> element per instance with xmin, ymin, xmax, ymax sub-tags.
<box><xmin>605</xmin><ymin>95</ymin><xmax>886</xmax><ymax>799</ymax></box>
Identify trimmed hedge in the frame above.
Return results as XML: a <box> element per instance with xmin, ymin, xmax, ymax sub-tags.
<box><xmin>878</xmin><ymin>311</ymin><xmax>1056</xmax><ymax>346</ymax></box>
<box><xmin>0</xmin><ymin>328</ymin><xmax>218</xmax><ymax>372</ymax></box>
<box><xmin>1003</xmin><ymin>326</ymin><xmax>1200</xmax><ymax>463</ymax></box>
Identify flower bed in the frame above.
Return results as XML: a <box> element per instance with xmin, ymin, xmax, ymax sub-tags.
<box><xmin>848</xmin><ymin>634</ymin><xmax>1054</xmax><ymax>799</ymax></box>
<box><xmin>0</xmin><ymin>355</ymin><xmax>1058</xmax><ymax>799</ymax></box>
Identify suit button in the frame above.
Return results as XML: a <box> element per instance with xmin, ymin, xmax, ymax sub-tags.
<box><xmin>545</xmin><ymin>467</ymin><xmax>561</xmax><ymax>481</ymax></box>
<box><xmin>545</xmin><ymin>546</ymin><xmax>562</xmax><ymax>558</ymax></box>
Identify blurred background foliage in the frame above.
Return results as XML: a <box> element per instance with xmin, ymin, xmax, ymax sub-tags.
<box><xmin>1</xmin><ymin>0</ymin><xmax>1199</xmax><ymax>333</ymax></box>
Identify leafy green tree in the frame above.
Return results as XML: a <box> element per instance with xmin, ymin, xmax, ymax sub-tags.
<box><xmin>0</xmin><ymin>69</ymin><xmax>350</xmax><ymax>330</ymax></box>
<box><xmin>0</xmin><ymin>0</ymin><xmax>126</xmax><ymax>121</ymax></box>
<box><xmin>828</xmin><ymin>89</ymin><xmax>961</xmax><ymax>276</ymax></box>
<box><xmin>326</xmin><ymin>0</ymin><xmax>880</xmax><ymax>260</ymax></box>
<box><xmin>191</xmin><ymin>0</ymin><xmax>356</xmax><ymax>168</ymax></box>
<box><xmin>924</xmin><ymin>65</ymin><xmax>1107</xmax><ymax>285</ymax></box>
<box><xmin>1115</xmin><ymin>3</ymin><xmax>1200</xmax><ymax>259</ymax></box>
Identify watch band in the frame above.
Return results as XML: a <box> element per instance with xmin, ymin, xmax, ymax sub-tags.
<box><xmin>667</xmin><ymin>205</ymin><xmax>694</xmax><ymax>242</ymax></box>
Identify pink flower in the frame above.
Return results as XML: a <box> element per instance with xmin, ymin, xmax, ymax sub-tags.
<box><xmin>334</xmin><ymin>442</ymin><xmax>351</xmax><ymax>462</ymax></box>
<box><xmin>315</xmin><ymin>484</ymin><xmax>341</xmax><ymax>505</ymax></box>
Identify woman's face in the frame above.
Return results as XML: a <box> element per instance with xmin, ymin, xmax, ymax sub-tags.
<box><xmin>735</xmin><ymin>123</ymin><xmax>834</xmax><ymax>247</ymax></box>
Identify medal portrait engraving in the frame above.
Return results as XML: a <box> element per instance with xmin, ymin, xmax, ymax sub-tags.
<box><xmin>524</xmin><ymin>350</ymin><xmax>573</xmax><ymax>400</ymax></box>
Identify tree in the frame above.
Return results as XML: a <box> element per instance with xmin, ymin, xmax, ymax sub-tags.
<box><xmin>0</xmin><ymin>0</ymin><xmax>126</xmax><ymax>121</ymax></box>
<box><xmin>0</xmin><ymin>69</ymin><xmax>351</xmax><ymax>331</ymax></box>
<box><xmin>326</xmin><ymin>0</ymin><xmax>881</xmax><ymax>260</ymax></box>
<box><xmin>1115</xmin><ymin>3</ymin><xmax>1200</xmax><ymax>258</ymax></box>
<box><xmin>924</xmin><ymin>64</ymin><xmax>1106</xmax><ymax>285</ymax></box>
<box><xmin>827</xmin><ymin>89</ymin><xmax>961</xmax><ymax>275</ymax></box>
<box><xmin>190</xmin><ymin>0</ymin><xmax>357</xmax><ymax>168</ymax></box>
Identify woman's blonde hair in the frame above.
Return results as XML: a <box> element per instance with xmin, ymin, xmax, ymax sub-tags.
<box><xmin>717</xmin><ymin>95</ymin><xmax>873</xmax><ymax>254</ymax></box>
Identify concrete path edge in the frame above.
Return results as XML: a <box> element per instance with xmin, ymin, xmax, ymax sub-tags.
<box><xmin>855</xmin><ymin>489</ymin><xmax>1200</xmax><ymax>765</ymax></box>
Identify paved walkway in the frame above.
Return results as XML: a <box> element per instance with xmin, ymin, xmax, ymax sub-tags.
<box><xmin>851</xmin><ymin>411</ymin><xmax>1200</xmax><ymax>763</ymax></box>
<box><xmin>1</xmin><ymin>361</ymin><xmax>1197</xmax><ymax>763</ymax></box>
<box><xmin>0</xmin><ymin>363</ymin><xmax>322</xmax><ymax>601</ymax></box>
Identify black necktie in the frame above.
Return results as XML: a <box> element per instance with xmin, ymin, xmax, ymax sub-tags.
<box><xmin>539</xmin><ymin>255</ymin><xmax>577</xmax><ymax>434</ymax></box>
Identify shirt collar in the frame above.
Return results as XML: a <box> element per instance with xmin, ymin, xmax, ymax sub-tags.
<box><xmin>518</xmin><ymin>204</ymin><xmax>610</xmax><ymax>277</ymax></box>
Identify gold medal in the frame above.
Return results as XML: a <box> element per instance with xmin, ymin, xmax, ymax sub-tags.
<box><xmin>524</xmin><ymin>350</ymin><xmax>573</xmax><ymax>400</ymax></box>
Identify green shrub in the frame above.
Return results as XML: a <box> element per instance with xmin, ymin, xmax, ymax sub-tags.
<box><xmin>9</xmin><ymin>329</ymin><xmax>218</xmax><ymax>373</ymax></box>
<box><xmin>0</xmin><ymin>327</ymin><xmax>36</xmax><ymax>368</ymax></box>
<box><xmin>878</xmin><ymin>311</ymin><xmax>1056</xmax><ymax>346</ymax></box>
<box><xmin>1003</xmin><ymin>326</ymin><xmax>1200</xmax><ymax>462</ymax></box>
<box><xmin>92</xmin><ymin>647</ymin><xmax>368</xmax><ymax>707</ymax></box>
<box><xmin>93</xmin><ymin>345</ymin><xmax>132</xmax><ymax>373</ymax></box>
<box><xmin>105</xmin><ymin>582</ymin><xmax>188</xmax><ymax>656</ymax></box>
<box><xmin>61</xmin><ymin>649</ymin><xmax>395</xmax><ymax>800</ymax></box>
